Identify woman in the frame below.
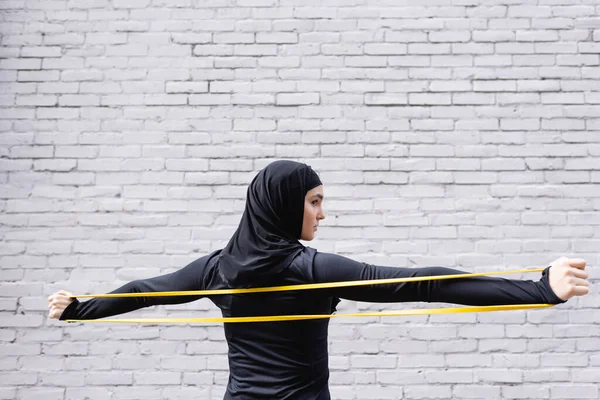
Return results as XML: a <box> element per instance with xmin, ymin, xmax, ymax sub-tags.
<box><xmin>49</xmin><ymin>160</ymin><xmax>589</xmax><ymax>400</ymax></box>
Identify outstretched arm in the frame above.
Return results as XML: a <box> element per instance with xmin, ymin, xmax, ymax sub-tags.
<box><xmin>313</xmin><ymin>252</ymin><xmax>588</xmax><ymax>305</ymax></box>
<box><xmin>50</xmin><ymin>253</ymin><xmax>214</xmax><ymax>321</ymax></box>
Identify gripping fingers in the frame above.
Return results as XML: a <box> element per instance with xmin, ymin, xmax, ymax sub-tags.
<box><xmin>568</xmin><ymin>258</ymin><xmax>587</xmax><ymax>270</ymax></box>
<box><xmin>572</xmin><ymin>268</ymin><xmax>589</xmax><ymax>279</ymax></box>
<box><xmin>572</xmin><ymin>277</ymin><xmax>589</xmax><ymax>287</ymax></box>
<box><xmin>47</xmin><ymin>291</ymin><xmax>73</xmax><ymax>319</ymax></box>
<box><xmin>565</xmin><ymin>275</ymin><xmax>591</xmax><ymax>298</ymax></box>
<box><xmin>573</xmin><ymin>286</ymin><xmax>590</xmax><ymax>296</ymax></box>
<box><xmin>48</xmin><ymin>303</ymin><xmax>66</xmax><ymax>319</ymax></box>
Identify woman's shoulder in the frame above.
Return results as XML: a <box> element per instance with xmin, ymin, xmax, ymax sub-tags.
<box><xmin>296</xmin><ymin>245</ymin><xmax>318</xmax><ymax>267</ymax></box>
<box><xmin>288</xmin><ymin>246</ymin><xmax>331</xmax><ymax>282</ymax></box>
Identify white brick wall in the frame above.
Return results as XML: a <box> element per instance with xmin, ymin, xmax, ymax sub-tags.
<box><xmin>1</xmin><ymin>1</ymin><xmax>600</xmax><ymax>399</ymax></box>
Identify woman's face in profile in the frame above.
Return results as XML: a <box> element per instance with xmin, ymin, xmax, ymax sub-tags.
<box><xmin>301</xmin><ymin>185</ymin><xmax>325</xmax><ymax>241</ymax></box>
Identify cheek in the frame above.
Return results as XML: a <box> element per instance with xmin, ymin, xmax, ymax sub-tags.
<box><xmin>304</xmin><ymin>206</ymin><xmax>315</xmax><ymax>224</ymax></box>
<box><xmin>303</xmin><ymin>205</ymin><xmax>312</xmax><ymax>223</ymax></box>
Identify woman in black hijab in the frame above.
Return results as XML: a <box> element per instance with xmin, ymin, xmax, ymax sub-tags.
<box><xmin>50</xmin><ymin>160</ymin><xmax>589</xmax><ymax>400</ymax></box>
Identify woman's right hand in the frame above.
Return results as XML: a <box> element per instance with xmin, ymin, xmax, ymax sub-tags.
<box><xmin>548</xmin><ymin>257</ymin><xmax>589</xmax><ymax>301</ymax></box>
<box><xmin>48</xmin><ymin>290</ymin><xmax>74</xmax><ymax>319</ymax></box>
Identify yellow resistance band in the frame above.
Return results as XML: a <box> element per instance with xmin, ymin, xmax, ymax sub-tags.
<box><xmin>66</xmin><ymin>267</ymin><xmax>553</xmax><ymax>324</ymax></box>
<box><xmin>66</xmin><ymin>304</ymin><xmax>553</xmax><ymax>324</ymax></box>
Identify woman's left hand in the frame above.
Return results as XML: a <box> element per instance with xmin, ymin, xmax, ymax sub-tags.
<box><xmin>48</xmin><ymin>290</ymin><xmax>74</xmax><ymax>319</ymax></box>
<box><xmin>548</xmin><ymin>257</ymin><xmax>589</xmax><ymax>301</ymax></box>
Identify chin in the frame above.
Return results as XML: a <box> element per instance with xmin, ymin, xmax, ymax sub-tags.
<box><xmin>301</xmin><ymin>233</ymin><xmax>314</xmax><ymax>241</ymax></box>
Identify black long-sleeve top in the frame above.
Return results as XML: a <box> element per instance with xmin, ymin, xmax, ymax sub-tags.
<box><xmin>60</xmin><ymin>247</ymin><xmax>565</xmax><ymax>399</ymax></box>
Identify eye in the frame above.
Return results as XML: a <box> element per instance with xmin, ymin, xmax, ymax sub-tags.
<box><xmin>312</xmin><ymin>200</ymin><xmax>319</xmax><ymax>206</ymax></box>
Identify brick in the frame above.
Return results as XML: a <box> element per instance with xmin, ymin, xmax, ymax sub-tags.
<box><xmin>524</xmin><ymin>369</ymin><xmax>570</xmax><ymax>383</ymax></box>
<box><xmin>134</xmin><ymin>371</ymin><xmax>181</xmax><ymax>385</ymax></box>
<box><xmin>61</xmin><ymin>69</ymin><xmax>103</xmax><ymax>81</ymax></box>
<box><xmin>85</xmin><ymin>372</ymin><xmax>133</xmax><ymax>385</ymax></box>
<box><xmin>64</xmin><ymin>387</ymin><xmax>113</xmax><ymax>400</ymax></box>
<box><xmin>550</xmin><ymin>384</ymin><xmax>598</xmax><ymax>399</ymax></box>
<box><xmin>397</xmin><ymin>354</ymin><xmax>445</xmax><ymax>368</ymax></box>
<box><xmin>17</xmin><ymin>70</ymin><xmax>60</xmax><ymax>82</ymax></box>
<box><xmin>58</xmin><ymin>94</ymin><xmax>101</xmax><ymax>106</ymax></box>
<box><xmin>351</xmin><ymin>355</ymin><xmax>396</xmax><ymax>369</ymax></box>
<box><xmin>340</xmin><ymin>81</ymin><xmax>384</xmax><ymax>92</ymax></box>
<box><xmin>16</xmin><ymin>388</ymin><xmax>64</xmax><ymax>400</ymax></box>
<box><xmin>256</xmin><ymin>32</ymin><xmax>297</xmax><ymax>44</ymax></box>
<box><xmin>541</xmin><ymin>353</ymin><xmax>588</xmax><ymax>367</ymax></box>
<box><xmin>1</xmin><ymin>58</ymin><xmax>42</xmax><ymax>70</ymax></box>
<box><xmin>425</xmin><ymin>369</ymin><xmax>473</xmax><ymax>383</ymax></box>
<box><xmin>452</xmin><ymin>44</ymin><xmax>494</xmax><ymax>57</ymax></box>
<box><xmin>364</xmin><ymin>93</ymin><xmax>407</xmax><ymax>106</ymax></box>
<box><xmin>20</xmin><ymin>46</ymin><xmax>62</xmax><ymax>58</ymax></box>
<box><xmin>163</xmin><ymin>81</ymin><xmax>207</xmax><ymax>94</ymax></box>
<box><xmin>0</xmin><ymin>344</ymin><xmax>41</xmax><ymax>356</ymax></box>
<box><xmin>9</xmin><ymin>145</ymin><xmax>53</xmax><ymax>158</ymax></box>
<box><xmin>452</xmin><ymin>385</ymin><xmax>501</xmax><ymax>399</ymax></box>
<box><xmin>275</xmin><ymin>92</ymin><xmax>319</xmax><ymax>105</ymax></box>
<box><xmin>502</xmin><ymin>385</ymin><xmax>550</xmax><ymax>399</ymax></box>
<box><xmin>408</xmin><ymin>43</ymin><xmax>451</xmax><ymax>54</ymax></box>
<box><xmin>430</xmin><ymin>80</ymin><xmax>472</xmax><ymax>92</ymax></box>
<box><xmin>453</xmin><ymin>92</ymin><xmax>495</xmax><ymax>104</ymax></box>
<box><xmin>473</xmin><ymin>55</ymin><xmax>512</xmax><ymax>67</ymax></box>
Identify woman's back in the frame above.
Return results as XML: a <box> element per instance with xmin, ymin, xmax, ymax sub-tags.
<box><xmin>209</xmin><ymin>247</ymin><xmax>337</xmax><ymax>399</ymax></box>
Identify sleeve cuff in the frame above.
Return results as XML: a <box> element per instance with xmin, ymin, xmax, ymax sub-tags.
<box><xmin>541</xmin><ymin>266</ymin><xmax>567</xmax><ymax>304</ymax></box>
<box><xmin>59</xmin><ymin>298</ymin><xmax>80</xmax><ymax>321</ymax></box>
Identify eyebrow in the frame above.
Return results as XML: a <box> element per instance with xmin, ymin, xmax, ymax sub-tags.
<box><xmin>310</xmin><ymin>194</ymin><xmax>324</xmax><ymax>200</ymax></box>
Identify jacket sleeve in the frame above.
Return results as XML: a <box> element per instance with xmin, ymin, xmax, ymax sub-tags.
<box><xmin>312</xmin><ymin>252</ymin><xmax>566</xmax><ymax>306</ymax></box>
<box><xmin>59</xmin><ymin>254</ymin><xmax>211</xmax><ymax>321</ymax></box>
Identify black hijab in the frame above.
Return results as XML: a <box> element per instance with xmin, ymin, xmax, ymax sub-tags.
<box><xmin>218</xmin><ymin>160</ymin><xmax>322</xmax><ymax>286</ymax></box>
